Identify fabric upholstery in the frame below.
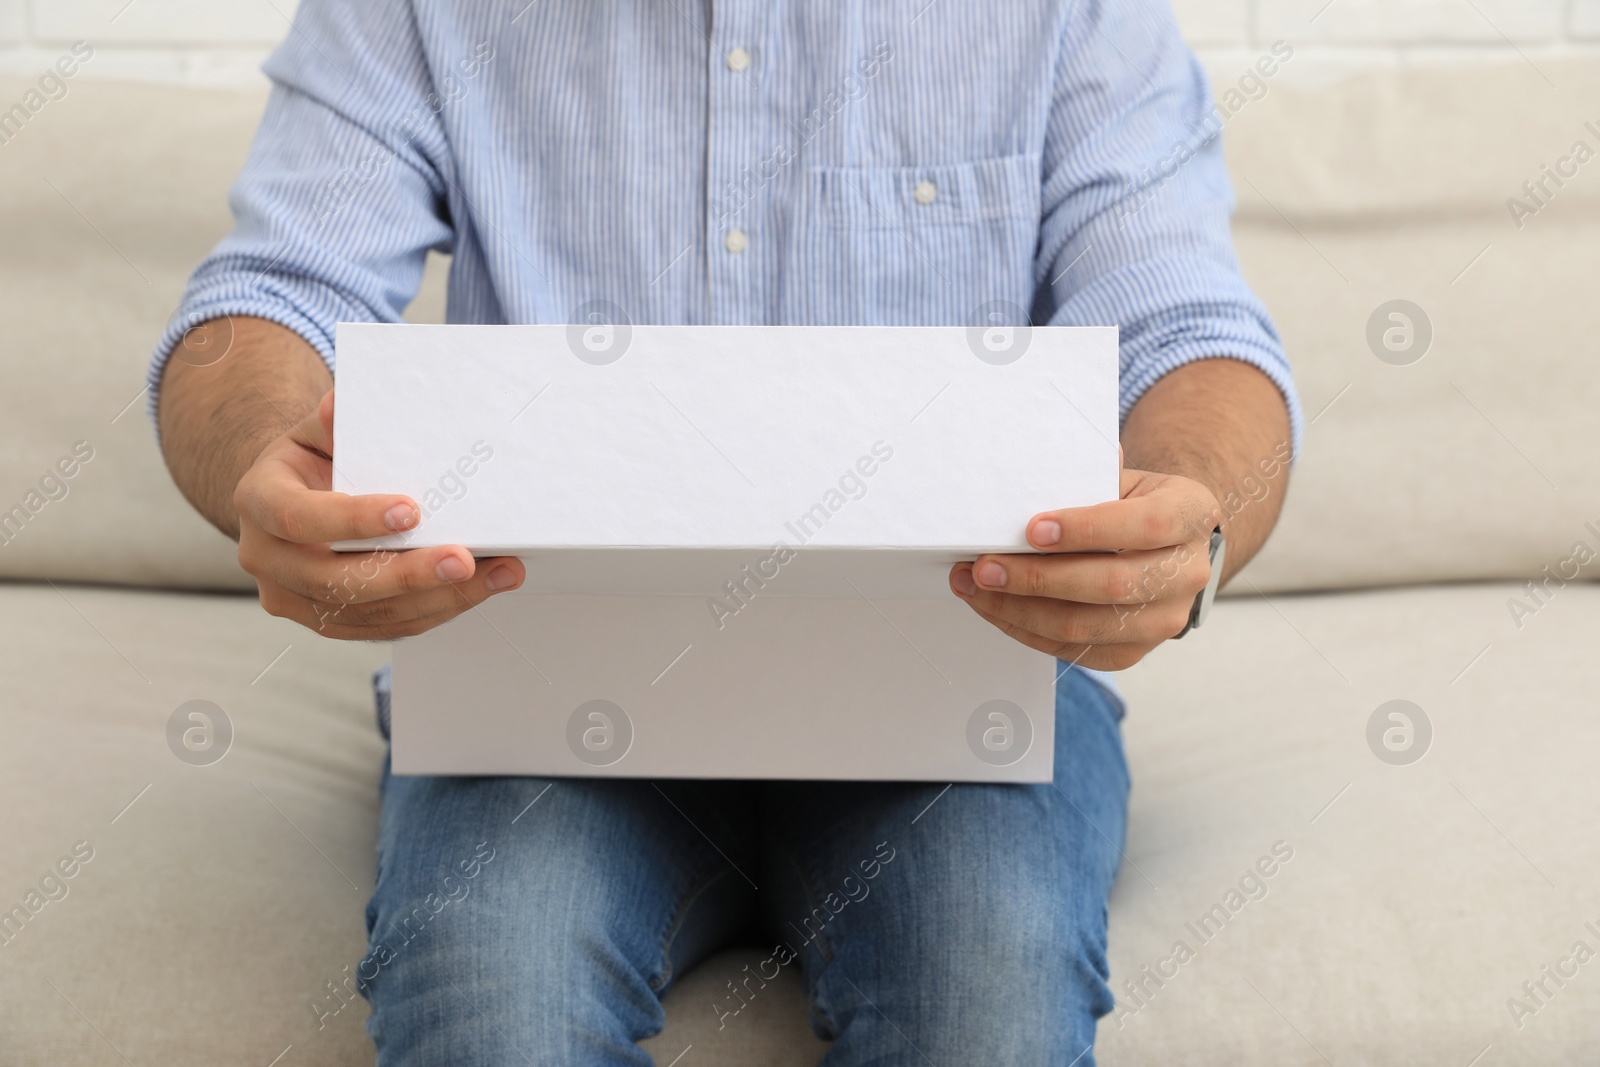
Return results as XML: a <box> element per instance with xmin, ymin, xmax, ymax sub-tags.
<box><xmin>2</xmin><ymin>583</ymin><xmax>1596</xmax><ymax>1064</ymax></box>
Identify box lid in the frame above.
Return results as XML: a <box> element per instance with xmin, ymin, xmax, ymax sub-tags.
<box><xmin>332</xmin><ymin>323</ymin><xmax>1118</xmax><ymax>596</ymax></box>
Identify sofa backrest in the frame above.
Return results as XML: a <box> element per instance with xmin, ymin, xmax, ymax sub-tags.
<box><xmin>1</xmin><ymin>81</ymin><xmax>269</xmax><ymax>591</ymax></box>
<box><xmin>1224</xmin><ymin>59</ymin><xmax>1600</xmax><ymax>593</ymax></box>
<box><xmin>0</xmin><ymin>67</ymin><xmax>1595</xmax><ymax>596</ymax></box>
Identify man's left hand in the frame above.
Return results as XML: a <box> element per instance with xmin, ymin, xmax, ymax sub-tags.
<box><xmin>949</xmin><ymin>467</ymin><xmax>1222</xmax><ymax>671</ymax></box>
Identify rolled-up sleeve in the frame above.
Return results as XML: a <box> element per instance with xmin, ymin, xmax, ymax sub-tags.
<box><xmin>147</xmin><ymin>0</ymin><xmax>453</xmax><ymax>422</ymax></box>
<box><xmin>1035</xmin><ymin>0</ymin><xmax>1302</xmax><ymax>453</ymax></box>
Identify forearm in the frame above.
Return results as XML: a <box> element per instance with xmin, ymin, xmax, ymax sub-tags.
<box><xmin>157</xmin><ymin>316</ymin><xmax>332</xmax><ymax>540</ymax></box>
<box><xmin>1119</xmin><ymin>357</ymin><xmax>1293</xmax><ymax>584</ymax></box>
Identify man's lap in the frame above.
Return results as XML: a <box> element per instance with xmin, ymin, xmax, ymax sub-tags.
<box><xmin>361</xmin><ymin>669</ymin><xmax>1128</xmax><ymax>1066</ymax></box>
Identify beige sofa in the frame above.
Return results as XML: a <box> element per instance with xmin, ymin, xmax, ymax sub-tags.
<box><xmin>2</xmin><ymin>61</ymin><xmax>1597</xmax><ymax>1066</ymax></box>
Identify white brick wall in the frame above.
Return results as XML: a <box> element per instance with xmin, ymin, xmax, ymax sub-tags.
<box><xmin>0</xmin><ymin>0</ymin><xmax>1597</xmax><ymax>85</ymax></box>
<box><xmin>1259</xmin><ymin>0</ymin><xmax>1564</xmax><ymax>44</ymax></box>
<box><xmin>33</xmin><ymin>0</ymin><xmax>299</xmax><ymax>45</ymax></box>
<box><xmin>0</xmin><ymin>0</ymin><xmax>300</xmax><ymax>85</ymax></box>
<box><xmin>0</xmin><ymin>2</ymin><xmax>24</xmax><ymax>46</ymax></box>
<box><xmin>1573</xmin><ymin>0</ymin><xmax>1600</xmax><ymax>37</ymax></box>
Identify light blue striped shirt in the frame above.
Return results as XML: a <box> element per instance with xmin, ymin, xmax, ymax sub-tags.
<box><xmin>150</xmin><ymin>0</ymin><xmax>1300</xmax><ymax>729</ymax></box>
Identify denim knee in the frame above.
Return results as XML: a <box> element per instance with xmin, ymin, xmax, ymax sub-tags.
<box><xmin>792</xmin><ymin>674</ymin><xmax>1127</xmax><ymax>1065</ymax></box>
<box><xmin>810</xmin><ymin>802</ymin><xmax>1113</xmax><ymax>1064</ymax></box>
<box><xmin>360</xmin><ymin>773</ymin><xmax>727</xmax><ymax>1067</ymax></box>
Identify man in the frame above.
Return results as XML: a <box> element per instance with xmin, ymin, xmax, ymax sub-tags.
<box><xmin>153</xmin><ymin>1</ymin><xmax>1298</xmax><ymax>1062</ymax></box>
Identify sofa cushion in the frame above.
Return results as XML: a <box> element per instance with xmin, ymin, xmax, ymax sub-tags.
<box><xmin>0</xmin><ymin>81</ymin><xmax>262</xmax><ymax>592</ymax></box>
<box><xmin>1220</xmin><ymin>59</ymin><xmax>1600</xmax><ymax>223</ymax></box>
<box><xmin>1217</xmin><ymin>57</ymin><xmax>1600</xmax><ymax>592</ymax></box>
<box><xmin>0</xmin><ymin>80</ymin><xmax>446</xmax><ymax>595</ymax></box>
<box><xmin>0</xmin><ymin>583</ymin><xmax>387</xmax><ymax>1064</ymax></box>
<box><xmin>1228</xmin><ymin>212</ymin><xmax>1600</xmax><ymax>593</ymax></box>
<box><xmin>2</xmin><ymin>63</ymin><xmax>1599</xmax><ymax>596</ymax></box>
<box><xmin>1100</xmin><ymin>579</ymin><xmax>1600</xmax><ymax>1064</ymax></box>
<box><xmin>3</xmin><ymin>580</ymin><xmax>1595</xmax><ymax>1064</ymax></box>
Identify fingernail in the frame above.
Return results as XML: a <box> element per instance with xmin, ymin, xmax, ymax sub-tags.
<box><xmin>485</xmin><ymin>565</ymin><xmax>519</xmax><ymax>592</ymax></box>
<box><xmin>384</xmin><ymin>504</ymin><xmax>419</xmax><ymax>531</ymax></box>
<box><xmin>952</xmin><ymin>568</ymin><xmax>977</xmax><ymax>597</ymax></box>
<box><xmin>436</xmin><ymin>556</ymin><xmax>470</xmax><ymax>582</ymax></box>
<box><xmin>976</xmin><ymin>561</ymin><xmax>1007</xmax><ymax>588</ymax></box>
<box><xmin>1033</xmin><ymin>519</ymin><xmax>1061</xmax><ymax>547</ymax></box>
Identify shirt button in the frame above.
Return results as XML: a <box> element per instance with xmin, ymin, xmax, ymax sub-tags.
<box><xmin>723</xmin><ymin>229</ymin><xmax>748</xmax><ymax>254</ymax></box>
<box><xmin>913</xmin><ymin>181</ymin><xmax>938</xmax><ymax>205</ymax></box>
<box><xmin>725</xmin><ymin>47</ymin><xmax>751</xmax><ymax>73</ymax></box>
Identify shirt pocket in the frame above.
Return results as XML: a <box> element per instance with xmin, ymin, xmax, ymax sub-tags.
<box><xmin>780</xmin><ymin>153</ymin><xmax>1042</xmax><ymax>326</ymax></box>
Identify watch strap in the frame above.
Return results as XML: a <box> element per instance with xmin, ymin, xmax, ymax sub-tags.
<box><xmin>1174</xmin><ymin>527</ymin><xmax>1225</xmax><ymax>639</ymax></box>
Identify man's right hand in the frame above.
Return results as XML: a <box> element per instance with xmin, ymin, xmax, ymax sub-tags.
<box><xmin>233</xmin><ymin>390</ymin><xmax>524</xmax><ymax>640</ymax></box>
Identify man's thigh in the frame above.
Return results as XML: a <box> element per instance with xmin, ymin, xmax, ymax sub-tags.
<box><xmin>361</xmin><ymin>769</ymin><xmax>758</xmax><ymax>1066</ymax></box>
<box><xmin>758</xmin><ymin>669</ymin><xmax>1130</xmax><ymax>1066</ymax></box>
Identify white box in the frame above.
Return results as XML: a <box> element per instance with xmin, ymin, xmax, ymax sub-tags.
<box><xmin>333</xmin><ymin>324</ymin><xmax>1119</xmax><ymax>781</ymax></box>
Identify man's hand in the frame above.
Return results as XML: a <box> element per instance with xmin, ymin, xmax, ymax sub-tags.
<box><xmin>950</xmin><ymin>467</ymin><xmax>1221</xmax><ymax>672</ymax></box>
<box><xmin>949</xmin><ymin>358</ymin><xmax>1295</xmax><ymax>670</ymax></box>
<box><xmin>234</xmin><ymin>390</ymin><xmax>524</xmax><ymax>640</ymax></box>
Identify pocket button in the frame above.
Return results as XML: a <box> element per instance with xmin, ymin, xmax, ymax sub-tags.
<box><xmin>913</xmin><ymin>180</ymin><xmax>938</xmax><ymax>205</ymax></box>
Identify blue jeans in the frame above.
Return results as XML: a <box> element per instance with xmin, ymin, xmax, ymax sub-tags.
<box><xmin>360</xmin><ymin>670</ymin><xmax>1129</xmax><ymax>1065</ymax></box>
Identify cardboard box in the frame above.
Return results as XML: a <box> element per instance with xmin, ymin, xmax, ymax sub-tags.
<box><xmin>333</xmin><ymin>324</ymin><xmax>1119</xmax><ymax>780</ymax></box>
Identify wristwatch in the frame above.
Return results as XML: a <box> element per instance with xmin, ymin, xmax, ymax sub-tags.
<box><xmin>1174</xmin><ymin>527</ymin><xmax>1226</xmax><ymax>639</ymax></box>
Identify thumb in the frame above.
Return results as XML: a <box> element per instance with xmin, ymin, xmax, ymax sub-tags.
<box><xmin>320</xmin><ymin>388</ymin><xmax>336</xmax><ymax>446</ymax></box>
<box><xmin>288</xmin><ymin>389</ymin><xmax>336</xmax><ymax>458</ymax></box>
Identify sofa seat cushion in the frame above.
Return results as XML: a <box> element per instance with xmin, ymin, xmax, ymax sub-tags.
<box><xmin>1</xmin><ymin>581</ymin><xmax>1595</xmax><ymax>1065</ymax></box>
<box><xmin>1098</xmin><ymin>577</ymin><xmax>1600</xmax><ymax>1065</ymax></box>
<box><xmin>0</xmin><ymin>583</ymin><xmax>389</xmax><ymax>1065</ymax></box>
